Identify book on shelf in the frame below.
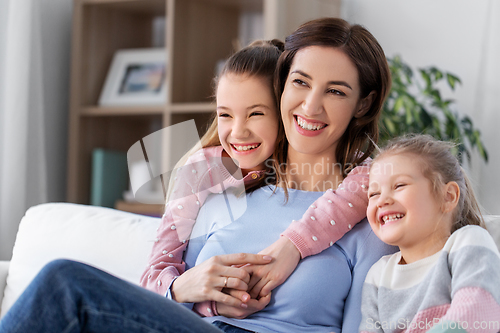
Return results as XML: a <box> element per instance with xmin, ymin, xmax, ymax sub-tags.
<box><xmin>114</xmin><ymin>200</ymin><xmax>164</xmax><ymax>217</ymax></box>
<box><xmin>90</xmin><ymin>148</ymin><xmax>129</xmax><ymax>208</ymax></box>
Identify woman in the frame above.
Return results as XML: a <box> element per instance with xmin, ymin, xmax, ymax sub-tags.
<box><xmin>0</xmin><ymin>18</ymin><xmax>394</xmax><ymax>333</ymax></box>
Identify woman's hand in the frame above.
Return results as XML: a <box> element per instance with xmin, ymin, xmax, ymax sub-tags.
<box><xmin>244</xmin><ymin>236</ymin><xmax>301</xmax><ymax>299</ymax></box>
<box><xmin>170</xmin><ymin>253</ymin><xmax>272</xmax><ymax>307</ymax></box>
<box><xmin>216</xmin><ymin>289</ymin><xmax>272</xmax><ymax>319</ymax></box>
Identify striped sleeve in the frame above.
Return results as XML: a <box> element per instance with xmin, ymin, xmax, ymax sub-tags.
<box><xmin>427</xmin><ymin>226</ymin><xmax>500</xmax><ymax>333</ymax></box>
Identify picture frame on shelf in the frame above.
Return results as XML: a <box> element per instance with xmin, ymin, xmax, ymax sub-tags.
<box><xmin>99</xmin><ymin>48</ymin><xmax>167</xmax><ymax>107</ymax></box>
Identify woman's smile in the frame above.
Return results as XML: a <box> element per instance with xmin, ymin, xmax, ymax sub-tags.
<box><xmin>294</xmin><ymin>115</ymin><xmax>327</xmax><ymax>136</ymax></box>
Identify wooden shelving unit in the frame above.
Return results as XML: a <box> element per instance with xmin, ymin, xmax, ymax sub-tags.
<box><xmin>67</xmin><ymin>0</ymin><xmax>341</xmax><ymax>212</ymax></box>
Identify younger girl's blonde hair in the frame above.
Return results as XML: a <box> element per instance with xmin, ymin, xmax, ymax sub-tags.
<box><xmin>374</xmin><ymin>134</ymin><xmax>485</xmax><ymax>233</ymax></box>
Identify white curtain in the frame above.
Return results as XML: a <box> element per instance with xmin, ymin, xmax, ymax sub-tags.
<box><xmin>0</xmin><ymin>0</ymin><xmax>72</xmax><ymax>260</ymax></box>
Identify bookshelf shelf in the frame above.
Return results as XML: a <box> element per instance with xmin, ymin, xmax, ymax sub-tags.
<box><xmin>67</xmin><ymin>0</ymin><xmax>340</xmax><ymax>214</ymax></box>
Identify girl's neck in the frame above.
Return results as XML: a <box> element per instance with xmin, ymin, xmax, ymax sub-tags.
<box><xmin>399</xmin><ymin>233</ymin><xmax>450</xmax><ymax>265</ymax></box>
<box><xmin>284</xmin><ymin>149</ymin><xmax>344</xmax><ymax>191</ymax></box>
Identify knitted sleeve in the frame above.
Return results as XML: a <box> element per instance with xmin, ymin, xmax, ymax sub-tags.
<box><xmin>139</xmin><ymin>147</ymin><xmax>240</xmax><ymax>317</ymax></box>
<box><xmin>427</xmin><ymin>226</ymin><xmax>500</xmax><ymax>333</ymax></box>
<box><xmin>281</xmin><ymin>160</ymin><xmax>370</xmax><ymax>258</ymax></box>
<box><xmin>139</xmin><ymin>149</ymin><xmax>214</xmax><ymax>295</ymax></box>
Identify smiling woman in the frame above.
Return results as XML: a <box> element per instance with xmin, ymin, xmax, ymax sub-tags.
<box><xmin>281</xmin><ymin>46</ymin><xmax>369</xmax><ymax>168</ymax></box>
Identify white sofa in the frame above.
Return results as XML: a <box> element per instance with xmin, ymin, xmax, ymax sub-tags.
<box><xmin>0</xmin><ymin>203</ymin><xmax>499</xmax><ymax>318</ymax></box>
<box><xmin>0</xmin><ymin>203</ymin><xmax>161</xmax><ymax>318</ymax></box>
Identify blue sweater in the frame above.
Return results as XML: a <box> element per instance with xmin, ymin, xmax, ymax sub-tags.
<box><xmin>184</xmin><ymin>186</ymin><xmax>396</xmax><ymax>333</ymax></box>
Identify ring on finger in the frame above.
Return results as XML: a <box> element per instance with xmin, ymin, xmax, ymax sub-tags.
<box><xmin>223</xmin><ymin>277</ymin><xmax>228</xmax><ymax>288</ymax></box>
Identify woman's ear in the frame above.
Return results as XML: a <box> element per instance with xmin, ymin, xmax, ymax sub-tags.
<box><xmin>354</xmin><ymin>91</ymin><xmax>376</xmax><ymax>118</ymax></box>
<box><xmin>442</xmin><ymin>181</ymin><xmax>460</xmax><ymax>213</ymax></box>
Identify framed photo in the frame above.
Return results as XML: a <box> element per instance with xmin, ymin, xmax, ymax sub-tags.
<box><xmin>99</xmin><ymin>48</ymin><xmax>167</xmax><ymax>106</ymax></box>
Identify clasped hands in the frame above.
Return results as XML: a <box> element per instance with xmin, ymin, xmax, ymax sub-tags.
<box><xmin>171</xmin><ymin>237</ymin><xmax>301</xmax><ymax>319</ymax></box>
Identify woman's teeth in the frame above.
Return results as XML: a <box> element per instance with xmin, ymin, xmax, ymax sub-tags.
<box><xmin>297</xmin><ymin>117</ymin><xmax>326</xmax><ymax>131</ymax></box>
<box><xmin>382</xmin><ymin>213</ymin><xmax>405</xmax><ymax>224</ymax></box>
<box><xmin>233</xmin><ymin>144</ymin><xmax>259</xmax><ymax>151</ymax></box>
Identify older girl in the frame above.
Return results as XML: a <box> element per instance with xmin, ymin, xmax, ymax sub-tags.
<box><xmin>360</xmin><ymin>134</ymin><xmax>500</xmax><ymax>333</ymax></box>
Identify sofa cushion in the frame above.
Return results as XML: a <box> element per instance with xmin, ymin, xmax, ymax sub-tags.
<box><xmin>0</xmin><ymin>203</ymin><xmax>161</xmax><ymax>317</ymax></box>
<box><xmin>485</xmin><ymin>215</ymin><xmax>500</xmax><ymax>249</ymax></box>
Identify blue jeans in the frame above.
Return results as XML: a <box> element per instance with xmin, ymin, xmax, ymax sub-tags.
<box><xmin>0</xmin><ymin>259</ymin><xmax>225</xmax><ymax>333</ymax></box>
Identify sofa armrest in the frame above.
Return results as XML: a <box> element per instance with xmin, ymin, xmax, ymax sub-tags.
<box><xmin>0</xmin><ymin>260</ymin><xmax>10</xmax><ymax>311</ymax></box>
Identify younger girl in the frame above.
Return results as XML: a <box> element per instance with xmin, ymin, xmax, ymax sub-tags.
<box><xmin>361</xmin><ymin>134</ymin><xmax>500</xmax><ymax>333</ymax></box>
<box><xmin>140</xmin><ymin>39</ymin><xmax>371</xmax><ymax>316</ymax></box>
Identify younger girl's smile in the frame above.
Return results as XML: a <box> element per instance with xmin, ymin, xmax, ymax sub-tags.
<box><xmin>378</xmin><ymin>212</ymin><xmax>405</xmax><ymax>226</ymax></box>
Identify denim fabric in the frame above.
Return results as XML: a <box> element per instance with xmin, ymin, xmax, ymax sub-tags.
<box><xmin>212</xmin><ymin>321</ymin><xmax>255</xmax><ymax>333</ymax></box>
<box><xmin>0</xmin><ymin>259</ymin><xmax>223</xmax><ymax>333</ymax></box>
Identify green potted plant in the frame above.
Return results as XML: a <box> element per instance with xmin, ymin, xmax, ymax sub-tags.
<box><xmin>380</xmin><ymin>56</ymin><xmax>488</xmax><ymax>164</ymax></box>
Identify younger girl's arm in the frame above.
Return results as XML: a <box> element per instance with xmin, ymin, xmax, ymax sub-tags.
<box><xmin>243</xmin><ymin>161</ymin><xmax>370</xmax><ymax>299</ymax></box>
<box><xmin>425</xmin><ymin>226</ymin><xmax>500</xmax><ymax>333</ymax></box>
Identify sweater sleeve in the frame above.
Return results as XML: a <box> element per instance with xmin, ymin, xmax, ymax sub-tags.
<box><xmin>281</xmin><ymin>160</ymin><xmax>370</xmax><ymax>258</ymax></box>
<box><xmin>427</xmin><ymin>227</ymin><xmax>500</xmax><ymax>333</ymax></box>
<box><xmin>139</xmin><ymin>151</ymin><xmax>211</xmax><ymax>296</ymax></box>
<box><xmin>139</xmin><ymin>148</ymin><xmax>230</xmax><ymax>298</ymax></box>
<box><xmin>140</xmin><ymin>147</ymin><xmax>243</xmax><ymax>317</ymax></box>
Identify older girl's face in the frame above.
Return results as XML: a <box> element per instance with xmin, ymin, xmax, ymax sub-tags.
<box><xmin>280</xmin><ymin>46</ymin><xmax>369</xmax><ymax>161</ymax></box>
<box><xmin>217</xmin><ymin>73</ymin><xmax>279</xmax><ymax>174</ymax></box>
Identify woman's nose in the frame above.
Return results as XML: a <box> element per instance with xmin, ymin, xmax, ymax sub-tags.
<box><xmin>302</xmin><ymin>90</ymin><xmax>323</xmax><ymax>116</ymax></box>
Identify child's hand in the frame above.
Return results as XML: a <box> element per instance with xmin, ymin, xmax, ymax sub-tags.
<box><xmin>216</xmin><ymin>289</ymin><xmax>271</xmax><ymax>319</ymax></box>
<box><xmin>244</xmin><ymin>236</ymin><xmax>301</xmax><ymax>299</ymax></box>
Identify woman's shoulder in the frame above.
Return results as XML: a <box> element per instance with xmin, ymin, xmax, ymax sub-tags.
<box><xmin>336</xmin><ymin>219</ymin><xmax>398</xmax><ymax>264</ymax></box>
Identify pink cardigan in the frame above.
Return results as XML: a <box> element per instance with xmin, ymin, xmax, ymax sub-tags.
<box><xmin>140</xmin><ymin>146</ymin><xmax>369</xmax><ymax>316</ymax></box>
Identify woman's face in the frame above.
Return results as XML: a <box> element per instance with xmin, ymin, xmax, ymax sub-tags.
<box><xmin>280</xmin><ymin>46</ymin><xmax>367</xmax><ymax>161</ymax></box>
<box><xmin>217</xmin><ymin>73</ymin><xmax>279</xmax><ymax>174</ymax></box>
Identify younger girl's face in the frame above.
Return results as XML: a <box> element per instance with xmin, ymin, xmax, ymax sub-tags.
<box><xmin>367</xmin><ymin>154</ymin><xmax>451</xmax><ymax>257</ymax></box>
<box><xmin>216</xmin><ymin>73</ymin><xmax>278</xmax><ymax>174</ymax></box>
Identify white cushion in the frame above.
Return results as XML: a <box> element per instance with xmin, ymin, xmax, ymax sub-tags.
<box><xmin>485</xmin><ymin>215</ymin><xmax>500</xmax><ymax>250</ymax></box>
<box><xmin>0</xmin><ymin>203</ymin><xmax>161</xmax><ymax>317</ymax></box>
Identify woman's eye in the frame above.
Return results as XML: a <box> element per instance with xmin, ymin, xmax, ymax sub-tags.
<box><xmin>292</xmin><ymin>79</ymin><xmax>307</xmax><ymax>86</ymax></box>
<box><xmin>395</xmin><ymin>183</ymin><xmax>406</xmax><ymax>189</ymax></box>
<box><xmin>368</xmin><ymin>192</ymin><xmax>380</xmax><ymax>198</ymax></box>
<box><xmin>218</xmin><ymin>113</ymin><xmax>231</xmax><ymax>118</ymax></box>
<box><xmin>250</xmin><ymin>111</ymin><xmax>264</xmax><ymax>117</ymax></box>
<box><xmin>328</xmin><ymin>88</ymin><xmax>346</xmax><ymax>96</ymax></box>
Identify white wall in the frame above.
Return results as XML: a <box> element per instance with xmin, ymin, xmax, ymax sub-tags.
<box><xmin>343</xmin><ymin>0</ymin><xmax>500</xmax><ymax>214</ymax></box>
